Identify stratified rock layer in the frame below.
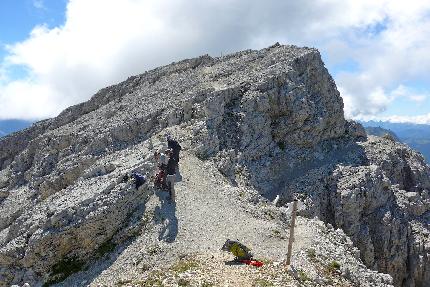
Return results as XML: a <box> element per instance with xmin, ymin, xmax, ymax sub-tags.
<box><xmin>0</xmin><ymin>44</ymin><xmax>428</xmax><ymax>286</ymax></box>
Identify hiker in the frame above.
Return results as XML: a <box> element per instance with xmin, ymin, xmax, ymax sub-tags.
<box><xmin>154</xmin><ymin>150</ymin><xmax>168</xmax><ymax>189</ymax></box>
<box><xmin>221</xmin><ymin>239</ymin><xmax>253</xmax><ymax>261</ymax></box>
<box><xmin>167</xmin><ymin>136</ymin><xmax>182</xmax><ymax>170</ymax></box>
<box><xmin>120</xmin><ymin>171</ymin><xmax>146</xmax><ymax>190</ymax></box>
<box><xmin>166</xmin><ymin>150</ymin><xmax>177</xmax><ymax>201</ymax></box>
<box><xmin>131</xmin><ymin>171</ymin><xmax>146</xmax><ymax>189</ymax></box>
<box><xmin>154</xmin><ymin>150</ymin><xmax>168</xmax><ymax>167</ymax></box>
<box><xmin>154</xmin><ymin>167</ymin><xmax>166</xmax><ymax>189</ymax></box>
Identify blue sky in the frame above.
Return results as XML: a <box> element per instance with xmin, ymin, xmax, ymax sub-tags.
<box><xmin>0</xmin><ymin>0</ymin><xmax>67</xmax><ymax>85</ymax></box>
<box><xmin>0</xmin><ymin>0</ymin><xmax>66</xmax><ymax>57</ymax></box>
<box><xmin>1</xmin><ymin>0</ymin><xmax>430</xmax><ymax>124</ymax></box>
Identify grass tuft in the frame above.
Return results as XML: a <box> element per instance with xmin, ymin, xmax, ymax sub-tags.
<box><xmin>172</xmin><ymin>259</ymin><xmax>199</xmax><ymax>273</ymax></box>
<box><xmin>298</xmin><ymin>269</ymin><xmax>310</xmax><ymax>282</ymax></box>
<box><xmin>307</xmin><ymin>248</ymin><xmax>316</xmax><ymax>260</ymax></box>
<box><xmin>328</xmin><ymin>260</ymin><xmax>341</xmax><ymax>273</ymax></box>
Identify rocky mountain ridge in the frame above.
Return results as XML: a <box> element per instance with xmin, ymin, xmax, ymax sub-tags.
<box><xmin>365</xmin><ymin>126</ymin><xmax>400</xmax><ymax>141</ymax></box>
<box><xmin>0</xmin><ymin>44</ymin><xmax>429</xmax><ymax>286</ymax></box>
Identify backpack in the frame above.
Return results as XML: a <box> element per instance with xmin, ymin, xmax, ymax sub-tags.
<box><xmin>131</xmin><ymin>172</ymin><xmax>146</xmax><ymax>189</ymax></box>
<box><xmin>221</xmin><ymin>239</ymin><xmax>253</xmax><ymax>260</ymax></box>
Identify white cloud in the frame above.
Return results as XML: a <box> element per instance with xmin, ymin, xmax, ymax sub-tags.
<box><xmin>336</xmin><ymin>1</ymin><xmax>430</xmax><ymax>118</ymax></box>
<box><xmin>341</xmin><ymin>83</ymin><xmax>430</xmax><ymax>118</ymax></box>
<box><xmin>1</xmin><ymin>0</ymin><xmax>430</xmax><ymax>121</ymax></box>
<box><xmin>0</xmin><ymin>78</ymin><xmax>62</xmax><ymax>119</ymax></box>
<box><xmin>391</xmin><ymin>85</ymin><xmax>428</xmax><ymax>103</ymax></box>
<box><xmin>33</xmin><ymin>0</ymin><xmax>45</xmax><ymax>10</ymax></box>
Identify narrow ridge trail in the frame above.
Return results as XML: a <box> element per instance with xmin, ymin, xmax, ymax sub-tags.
<box><xmin>166</xmin><ymin>153</ymin><xmax>311</xmax><ymax>258</ymax></box>
<box><xmin>69</xmin><ymin>153</ymin><xmax>312</xmax><ymax>286</ymax></box>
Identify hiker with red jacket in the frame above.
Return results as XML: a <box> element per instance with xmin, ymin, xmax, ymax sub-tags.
<box><xmin>154</xmin><ymin>150</ymin><xmax>168</xmax><ymax>189</ymax></box>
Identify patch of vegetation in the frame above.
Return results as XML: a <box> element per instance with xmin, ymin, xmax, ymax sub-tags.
<box><xmin>178</xmin><ymin>278</ymin><xmax>190</xmax><ymax>286</ymax></box>
<box><xmin>95</xmin><ymin>238</ymin><xmax>117</xmax><ymax>258</ymax></box>
<box><xmin>297</xmin><ymin>269</ymin><xmax>310</xmax><ymax>282</ymax></box>
<box><xmin>140</xmin><ymin>263</ymin><xmax>151</xmax><ymax>271</ymax></box>
<box><xmin>307</xmin><ymin>248</ymin><xmax>316</xmax><ymax>260</ymax></box>
<box><xmin>201</xmin><ymin>282</ymin><xmax>214</xmax><ymax>287</ymax></box>
<box><xmin>115</xmin><ymin>279</ymin><xmax>133</xmax><ymax>286</ymax></box>
<box><xmin>172</xmin><ymin>258</ymin><xmax>199</xmax><ymax>273</ymax></box>
<box><xmin>277</xmin><ymin>141</ymin><xmax>286</xmax><ymax>150</ymax></box>
<box><xmin>43</xmin><ymin>257</ymin><xmax>86</xmax><ymax>286</ymax></box>
<box><xmin>147</xmin><ymin>244</ymin><xmax>162</xmax><ymax>255</ymax></box>
<box><xmin>134</xmin><ymin>277</ymin><xmax>163</xmax><ymax>287</ymax></box>
<box><xmin>327</xmin><ymin>260</ymin><xmax>341</xmax><ymax>273</ymax></box>
<box><xmin>253</xmin><ymin>278</ymin><xmax>274</xmax><ymax>287</ymax></box>
<box><xmin>123</xmin><ymin>271</ymin><xmax>165</xmax><ymax>287</ymax></box>
<box><xmin>264</xmin><ymin>210</ymin><xmax>276</xmax><ymax>220</ymax></box>
<box><xmin>271</xmin><ymin>229</ymin><xmax>285</xmax><ymax>239</ymax></box>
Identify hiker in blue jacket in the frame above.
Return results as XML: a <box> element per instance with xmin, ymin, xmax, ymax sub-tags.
<box><xmin>131</xmin><ymin>171</ymin><xmax>146</xmax><ymax>189</ymax></box>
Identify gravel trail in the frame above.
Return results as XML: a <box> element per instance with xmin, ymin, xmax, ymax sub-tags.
<box><xmin>167</xmin><ymin>153</ymin><xmax>296</xmax><ymax>258</ymax></box>
<box><xmin>65</xmin><ymin>152</ymin><xmax>310</xmax><ymax>286</ymax></box>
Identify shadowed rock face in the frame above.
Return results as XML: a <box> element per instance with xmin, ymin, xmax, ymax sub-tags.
<box><xmin>275</xmin><ymin>136</ymin><xmax>430</xmax><ymax>287</ymax></box>
<box><xmin>0</xmin><ymin>44</ymin><xmax>428</xmax><ymax>286</ymax></box>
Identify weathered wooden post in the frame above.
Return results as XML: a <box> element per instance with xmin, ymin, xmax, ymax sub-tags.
<box><xmin>286</xmin><ymin>199</ymin><xmax>298</xmax><ymax>266</ymax></box>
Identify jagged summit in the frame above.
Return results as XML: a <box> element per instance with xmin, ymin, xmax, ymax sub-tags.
<box><xmin>0</xmin><ymin>44</ymin><xmax>428</xmax><ymax>287</ymax></box>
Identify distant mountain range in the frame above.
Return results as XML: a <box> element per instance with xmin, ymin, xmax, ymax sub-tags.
<box><xmin>361</xmin><ymin>120</ymin><xmax>430</xmax><ymax>163</ymax></box>
<box><xmin>0</xmin><ymin>120</ymin><xmax>33</xmax><ymax>137</ymax></box>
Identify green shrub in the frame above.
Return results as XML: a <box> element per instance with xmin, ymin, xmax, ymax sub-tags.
<box><xmin>298</xmin><ymin>270</ymin><xmax>310</xmax><ymax>282</ymax></box>
<box><xmin>253</xmin><ymin>278</ymin><xmax>274</xmax><ymax>287</ymax></box>
<box><xmin>43</xmin><ymin>257</ymin><xmax>85</xmax><ymax>286</ymax></box>
<box><xmin>329</xmin><ymin>260</ymin><xmax>341</xmax><ymax>270</ymax></box>
<box><xmin>277</xmin><ymin>141</ymin><xmax>285</xmax><ymax>150</ymax></box>
<box><xmin>307</xmin><ymin>248</ymin><xmax>316</xmax><ymax>259</ymax></box>
<box><xmin>326</xmin><ymin>260</ymin><xmax>341</xmax><ymax>275</ymax></box>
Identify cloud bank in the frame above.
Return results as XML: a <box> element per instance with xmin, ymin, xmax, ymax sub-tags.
<box><xmin>1</xmin><ymin>0</ymin><xmax>430</xmax><ymax>121</ymax></box>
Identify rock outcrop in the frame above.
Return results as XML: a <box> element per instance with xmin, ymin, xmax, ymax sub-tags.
<box><xmin>0</xmin><ymin>44</ymin><xmax>428</xmax><ymax>286</ymax></box>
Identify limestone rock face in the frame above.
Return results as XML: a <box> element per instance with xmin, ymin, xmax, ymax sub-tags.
<box><xmin>0</xmin><ymin>44</ymin><xmax>428</xmax><ymax>286</ymax></box>
<box><xmin>278</xmin><ymin>136</ymin><xmax>430</xmax><ymax>286</ymax></box>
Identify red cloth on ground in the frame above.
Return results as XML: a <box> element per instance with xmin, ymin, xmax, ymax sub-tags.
<box><xmin>240</xmin><ymin>260</ymin><xmax>264</xmax><ymax>267</ymax></box>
